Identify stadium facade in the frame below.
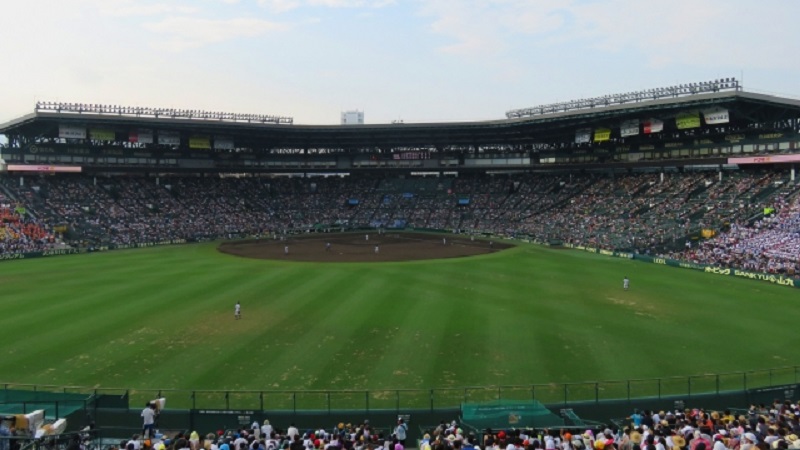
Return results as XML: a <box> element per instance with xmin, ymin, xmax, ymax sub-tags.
<box><xmin>2</xmin><ymin>81</ymin><xmax>800</xmax><ymax>175</ymax></box>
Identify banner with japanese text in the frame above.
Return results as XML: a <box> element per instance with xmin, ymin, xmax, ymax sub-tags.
<box><xmin>58</xmin><ymin>125</ymin><xmax>86</xmax><ymax>139</ymax></box>
<box><xmin>703</xmin><ymin>108</ymin><xmax>729</xmax><ymax>125</ymax></box>
<box><xmin>593</xmin><ymin>128</ymin><xmax>611</xmax><ymax>142</ymax></box>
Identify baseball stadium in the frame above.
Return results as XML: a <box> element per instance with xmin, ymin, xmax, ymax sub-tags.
<box><xmin>1</xmin><ymin>79</ymin><xmax>800</xmax><ymax>449</ymax></box>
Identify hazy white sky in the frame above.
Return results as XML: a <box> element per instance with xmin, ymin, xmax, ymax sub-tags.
<box><xmin>1</xmin><ymin>0</ymin><xmax>798</xmax><ymax>125</ymax></box>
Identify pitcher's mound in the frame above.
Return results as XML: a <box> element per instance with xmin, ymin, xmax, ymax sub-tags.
<box><xmin>218</xmin><ymin>232</ymin><xmax>513</xmax><ymax>262</ymax></box>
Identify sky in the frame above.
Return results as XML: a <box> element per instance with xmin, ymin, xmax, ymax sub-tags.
<box><xmin>1</xmin><ymin>0</ymin><xmax>799</xmax><ymax>125</ymax></box>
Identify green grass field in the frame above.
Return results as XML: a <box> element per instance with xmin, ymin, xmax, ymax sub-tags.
<box><xmin>1</xmin><ymin>239</ymin><xmax>798</xmax><ymax>409</ymax></box>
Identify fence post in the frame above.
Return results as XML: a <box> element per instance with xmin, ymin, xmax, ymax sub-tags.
<box><xmin>396</xmin><ymin>390</ymin><xmax>400</xmax><ymax>413</ymax></box>
<box><xmin>293</xmin><ymin>392</ymin><xmax>296</xmax><ymax>413</ymax></box>
<box><xmin>327</xmin><ymin>392</ymin><xmax>331</xmax><ymax>414</ymax></box>
<box><xmin>531</xmin><ymin>385</ymin><xmax>535</xmax><ymax>402</ymax></box>
<box><xmin>627</xmin><ymin>380</ymin><xmax>630</xmax><ymax>401</ymax></box>
<box><xmin>716</xmin><ymin>375</ymin><xmax>720</xmax><ymax>394</ymax></box>
<box><xmin>658</xmin><ymin>379</ymin><xmax>661</xmax><ymax>399</ymax></box>
<box><xmin>126</xmin><ymin>390</ymin><xmax>130</xmax><ymax>412</ymax></box>
<box><xmin>743</xmin><ymin>372</ymin><xmax>747</xmax><ymax>391</ymax></box>
<box><xmin>464</xmin><ymin>388</ymin><xmax>467</xmax><ymax>405</ymax></box>
<box><xmin>260</xmin><ymin>392</ymin><xmax>264</xmax><ymax>411</ymax></box>
<box><xmin>770</xmin><ymin>369</ymin><xmax>773</xmax><ymax>386</ymax></box>
<box><xmin>595</xmin><ymin>383</ymin><xmax>599</xmax><ymax>404</ymax></box>
<box><xmin>430</xmin><ymin>389</ymin><xmax>434</xmax><ymax>412</ymax></box>
<box><xmin>564</xmin><ymin>384</ymin><xmax>568</xmax><ymax>406</ymax></box>
<box><xmin>192</xmin><ymin>391</ymin><xmax>196</xmax><ymax>410</ymax></box>
<box><xmin>688</xmin><ymin>377</ymin><xmax>692</xmax><ymax>397</ymax></box>
<box><xmin>365</xmin><ymin>391</ymin><xmax>369</xmax><ymax>413</ymax></box>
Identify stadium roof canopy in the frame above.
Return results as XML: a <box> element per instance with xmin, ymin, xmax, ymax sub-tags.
<box><xmin>2</xmin><ymin>90</ymin><xmax>800</xmax><ymax>152</ymax></box>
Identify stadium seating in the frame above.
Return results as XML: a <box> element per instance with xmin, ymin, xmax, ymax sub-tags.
<box><xmin>0</xmin><ymin>170</ymin><xmax>797</xmax><ymax>278</ymax></box>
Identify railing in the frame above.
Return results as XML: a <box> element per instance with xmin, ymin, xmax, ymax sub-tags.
<box><xmin>3</xmin><ymin>366</ymin><xmax>799</xmax><ymax>412</ymax></box>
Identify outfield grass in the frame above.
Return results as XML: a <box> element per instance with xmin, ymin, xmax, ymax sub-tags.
<box><xmin>0</xmin><ymin>240</ymin><xmax>798</xmax><ymax>408</ymax></box>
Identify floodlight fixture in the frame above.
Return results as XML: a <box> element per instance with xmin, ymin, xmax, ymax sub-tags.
<box><xmin>505</xmin><ymin>77</ymin><xmax>739</xmax><ymax>118</ymax></box>
<box><xmin>34</xmin><ymin>101</ymin><xmax>294</xmax><ymax>125</ymax></box>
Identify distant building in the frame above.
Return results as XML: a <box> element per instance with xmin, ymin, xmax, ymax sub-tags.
<box><xmin>341</xmin><ymin>110</ymin><xmax>364</xmax><ymax>125</ymax></box>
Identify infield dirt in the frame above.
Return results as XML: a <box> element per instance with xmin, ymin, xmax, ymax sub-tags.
<box><xmin>217</xmin><ymin>232</ymin><xmax>513</xmax><ymax>262</ymax></box>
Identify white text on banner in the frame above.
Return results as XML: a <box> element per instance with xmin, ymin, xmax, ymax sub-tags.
<box><xmin>575</xmin><ymin>128</ymin><xmax>591</xmax><ymax>144</ymax></box>
<box><xmin>620</xmin><ymin>120</ymin><xmax>639</xmax><ymax>137</ymax></box>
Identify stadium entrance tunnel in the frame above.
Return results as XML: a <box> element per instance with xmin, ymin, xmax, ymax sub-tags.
<box><xmin>217</xmin><ymin>232</ymin><xmax>514</xmax><ymax>262</ymax></box>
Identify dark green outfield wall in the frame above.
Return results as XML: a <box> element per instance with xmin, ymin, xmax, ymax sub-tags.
<box><xmin>73</xmin><ymin>383</ymin><xmax>799</xmax><ymax>442</ymax></box>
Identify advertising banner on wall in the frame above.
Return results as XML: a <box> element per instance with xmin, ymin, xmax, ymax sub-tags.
<box><xmin>214</xmin><ymin>138</ymin><xmax>234</xmax><ymax>150</ymax></box>
<box><xmin>575</xmin><ymin>128</ymin><xmax>591</xmax><ymax>144</ymax></box>
<box><xmin>158</xmin><ymin>131</ymin><xmax>180</xmax><ymax>146</ymax></box>
<box><xmin>620</xmin><ymin>120</ymin><xmax>640</xmax><ymax>137</ymax></box>
<box><xmin>58</xmin><ymin>125</ymin><xmax>86</xmax><ymax>139</ymax></box>
<box><xmin>729</xmin><ymin>154</ymin><xmax>800</xmax><ymax>164</ymax></box>
<box><xmin>703</xmin><ymin>108</ymin><xmax>730</xmax><ymax>125</ymax></box>
<box><xmin>129</xmin><ymin>129</ymin><xmax>154</xmax><ymax>144</ymax></box>
<box><xmin>89</xmin><ymin>129</ymin><xmax>115</xmax><ymax>141</ymax></box>
<box><xmin>676</xmin><ymin>112</ymin><xmax>701</xmax><ymax>129</ymax></box>
<box><xmin>7</xmin><ymin>165</ymin><xmax>82</xmax><ymax>173</ymax></box>
<box><xmin>593</xmin><ymin>128</ymin><xmax>611</xmax><ymax>142</ymax></box>
<box><xmin>643</xmin><ymin>119</ymin><xmax>663</xmax><ymax>134</ymax></box>
<box><xmin>189</xmin><ymin>136</ymin><xmax>211</xmax><ymax>149</ymax></box>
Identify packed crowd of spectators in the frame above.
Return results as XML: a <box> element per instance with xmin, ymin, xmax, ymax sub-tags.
<box><xmin>670</xmin><ymin>186</ymin><xmax>800</xmax><ymax>276</ymax></box>
<box><xmin>0</xmin><ymin>181</ymin><xmax>56</xmax><ymax>254</ymax></box>
<box><xmin>417</xmin><ymin>400</ymin><xmax>800</xmax><ymax>450</ymax></box>
<box><xmin>112</xmin><ymin>418</ymin><xmax>405</xmax><ymax>450</ymax></box>
<box><xmin>0</xmin><ymin>170</ymin><xmax>797</xmax><ymax>276</ymax></box>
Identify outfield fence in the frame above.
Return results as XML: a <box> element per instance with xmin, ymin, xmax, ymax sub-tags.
<box><xmin>3</xmin><ymin>365</ymin><xmax>799</xmax><ymax>413</ymax></box>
